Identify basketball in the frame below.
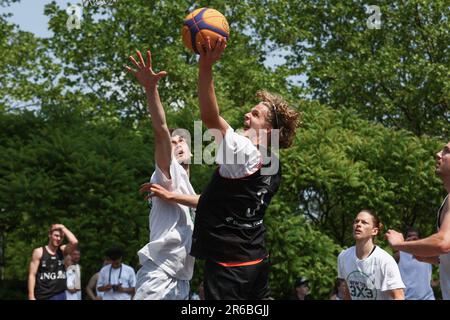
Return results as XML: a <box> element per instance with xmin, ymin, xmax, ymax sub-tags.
<box><xmin>182</xmin><ymin>8</ymin><xmax>230</xmax><ymax>54</ymax></box>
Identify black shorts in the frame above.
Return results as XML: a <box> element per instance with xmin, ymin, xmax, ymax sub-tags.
<box><xmin>203</xmin><ymin>257</ymin><xmax>270</xmax><ymax>300</ymax></box>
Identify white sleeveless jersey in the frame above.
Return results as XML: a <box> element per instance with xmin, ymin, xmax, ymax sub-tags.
<box><xmin>138</xmin><ymin>159</ymin><xmax>196</xmax><ymax>280</ymax></box>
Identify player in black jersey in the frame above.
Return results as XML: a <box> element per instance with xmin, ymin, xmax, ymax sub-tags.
<box><xmin>192</xmin><ymin>37</ymin><xmax>300</xmax><ymax>300</ymax></box>
<box><xmin>28</xmin><ymin>224</ymin><xmax>78</xmax><ymax>300</ymax></box>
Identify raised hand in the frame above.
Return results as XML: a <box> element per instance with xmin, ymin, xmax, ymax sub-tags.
<box><xmin>125</xmin><ymin>49</ymin><xmax>167</xmax><ymax>90</ymax></box>
<box><xmin>198</xmin><ymin>37</ymin><xmax>227</xmax><ymax>67</ymax></box>
<box><xmin>51</xmin><ymin>224</ymin><xmax>66</xmax><ymax>236</ymax></box>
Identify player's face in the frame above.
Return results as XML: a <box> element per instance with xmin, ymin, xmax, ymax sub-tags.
<box><xmin>243</xmin><ymin>103</ymin><xmax>271</xmax><ymax>133</ymax></box>
<box><xmin>49</xmin><ymin>230</ymin><xmax>63</xmax><ymax>247</ymax></box>
<box><xmin>171</xmin><ymin>135</ymin><xmax>191</xmax><ymax>164</ymax></box>
<box><xmin>436</xmin><ymin>142</ymin><xmax>450</xmax><ymax>177</ymax></box>
<box><xmin>352</xmin><ymin>211</ymin><xmax>378</xmax><ymax>241</ymax></box>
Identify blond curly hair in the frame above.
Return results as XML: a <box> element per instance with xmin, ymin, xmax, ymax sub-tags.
<box><xmin>256</xmin><ymin>90</ymin><xmax>301</xmax><ymax>149</ymax></box>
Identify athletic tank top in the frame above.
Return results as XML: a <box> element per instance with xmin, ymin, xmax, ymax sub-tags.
<box><xmin>191</xmin><ymin>160</ymin><xmax>281</xmax><ymax>262</ymax></box>
<box><xmin>35</xmin><ymin>246</ymin><xmax>67</xmax><ymax>300</ymax></box>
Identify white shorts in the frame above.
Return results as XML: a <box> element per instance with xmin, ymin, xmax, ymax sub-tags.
<box><xmin>133</xmin><ymin>259</ymin><xmax>190</xmax><ymax>300</ymax></box>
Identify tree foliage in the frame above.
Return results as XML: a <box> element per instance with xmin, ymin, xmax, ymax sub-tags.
<box><xmin>0</xmin><ymin>0</ymin><xmax>448</xmax><ymax>299</ymax></box>
<box><xmin>281</xmin><ymin>101</ymin><xmax>444</xmax><ymax>247</ymax></box>
<box><xmin>252</xmin><ymin>0</ymin><xmax>450</xmax><ymax>137</ymax></box>
<box><xmin>266</xmin><ymin>200</ymin><xmax>341</xmax><ymax>299</ymax></box>
<box><xmin>0</xmin><ymin>109</ymin><xmax>152</xmax><ymax>282</ymax></box>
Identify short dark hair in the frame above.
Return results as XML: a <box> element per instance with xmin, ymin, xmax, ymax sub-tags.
<box><xmin>105</xmin><ymin>247</ymin><xmax>123</xmax><ymax>260</ymax></box>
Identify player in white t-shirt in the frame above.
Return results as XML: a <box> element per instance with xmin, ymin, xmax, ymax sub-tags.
<box><xmin>338</xmin><ymin>209</ymin><xmax>405</xmax><ymax>300</ymax></box>
<box><xmin>386</xmin><ymin>141</ymin><xmax>450</xmax><ymax>299</ymax></box>
<box><xmin>125</xmin><ymin>49</ymin><xmax>198</xmax><ymax>300</ymax></box>
<box><xmin>394</xmin><ymin>227</ymin><xmax>435</xmax><ymax>300</ymax></box>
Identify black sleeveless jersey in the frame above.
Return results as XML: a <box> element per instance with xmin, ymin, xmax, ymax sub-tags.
<box><xmin>191</xmin><ymin>160</ymin><xmax>281</xmax><ymax>262</ymax></box>
<box><xmin>35</xmin><ymin>246</ymin><xmax>66</xmax><ymax>300</ymax></box>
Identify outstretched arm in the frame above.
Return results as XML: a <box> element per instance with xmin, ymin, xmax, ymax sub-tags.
<box><xmin>140</xmin><ymin>183</ymin><xmax>199</xmax><ymax>208</ymax></box>
<box><xmin>198</xmin><ymin>37</ymin><xmax>230</xmax><ymax>139</ymax></box>
<box><xmin>386</xmin><ymin>218</ymin><xmax>450</xmax><ymax>257</ymax></box>
<box><xmin>386</xmin><ymin>196</ymin><xmax>450</xmax><ymax>256</ymax></box>
<box><xmin>125</xmin><ymin>50</ymin><xmax>172</xmax><ymax>178</ymax></box>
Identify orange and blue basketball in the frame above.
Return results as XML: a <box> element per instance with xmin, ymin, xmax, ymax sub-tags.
<box><xmin>182</xmin><ymin>8</ymin><xmax>230</xmax><ymax>54</ymax></box>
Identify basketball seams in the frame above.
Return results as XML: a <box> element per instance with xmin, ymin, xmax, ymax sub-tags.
<box><xmin>186</xmin><ymin>16</ymin><xmax>228</xmax><ymax>30</ymax></box>
<box><xmin>191</xmin><ymin>8</ymin><xmax>208</xmax><ymax>52</ymax></box>
<box><xmin>196</xmin><ymin>15</ymin><xmax>228</xmax><ymax>22</ymax></box>
<box><xmin>182</xmin><ymin>9</ymin><xmax>229</xmax><ymax>53</ymax></box>
<box><xmin>191</xmin><ymin>19</ymin><xmax>229</xmax><ymax>40</ymax></box>
<box><xmin>192</xmin><ymin>18</ymin><xmax>205</xmax><ymax>53</ymax></box>
<box><xmin>191</xmin><ymin>18</ymin><xmax>228</xmax><ymax>52</ymax></box>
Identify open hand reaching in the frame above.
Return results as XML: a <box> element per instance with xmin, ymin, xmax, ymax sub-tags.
<box><xmin>125</xmin><ymin>49</ymin><xmax>167</xmax><ymax>89</ymax></box>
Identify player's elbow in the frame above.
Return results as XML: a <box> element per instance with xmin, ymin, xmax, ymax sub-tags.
<box><xmin>438</xmin><ymin>240</ymin><xmax>450</xmax><ymax>254</ymax></box>
<box><xmin>434</xmin><ymin>229</ymin><xmax>450</xmax><ymax>254</ymax></box>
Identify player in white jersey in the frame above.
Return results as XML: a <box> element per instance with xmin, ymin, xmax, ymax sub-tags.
<box><xmin>125</xmin><ymin>49</ymin><xmax>198</xmax><ymax>300</ymax></box>
<box><xmin>338</xmin><ymin>209</ymin><xmax>405</xmax><ymax>300</ymax></box>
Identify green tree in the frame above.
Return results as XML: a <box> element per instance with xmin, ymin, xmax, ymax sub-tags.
<box><xmin>252</xmin><ymin>0</ymin><xmax>450</xmax><ymax>137</ymax></box>
<box><xmin>39</xmin><ymin>0</ymin><xmax>290</xmax><ymax>123</ymax></box>
<box><xmin>280</xmin><ymin>100</ymin><xmax>444</xmax><ymax>247</ymax></box>
<box><xmin>1</xmin><ymin>0</ymin><xmax>448</xmax><ymax>300</ymax></box>
<box><xmin>266</xmin><ymin>199</ymin><xmax>341</xmax><ymax>299</ymax></box>
<box><xmin>0</xmin><ymin>13</ymin><xmax>62</xmax><ymax>112</ymax></box>
<box><xmin>0</xmin><ymin>109</ymin><xmax>152</xmax><ymax>283</ymax></box>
